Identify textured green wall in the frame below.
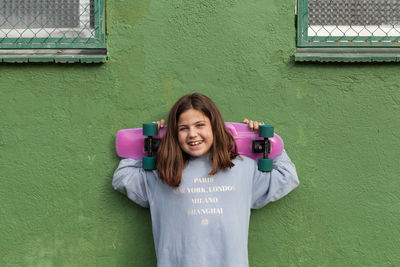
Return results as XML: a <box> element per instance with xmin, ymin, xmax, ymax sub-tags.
<box><xmin>1</xmin><ymin>0</ymin><xmax>400</xmax><ymax>266</ymax></box>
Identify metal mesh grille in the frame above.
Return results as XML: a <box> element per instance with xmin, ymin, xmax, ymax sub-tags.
<box><xmin>309</xmin><ymin>0</ymin><xmax>400</xmax><ymax>25</ymax></box>
<box><xmin>0</xmin><ymin>0</ymin><xmax>97</xmax><ymax>45</ymax></box>
<box><xmin>307</xmin><ymin>0</ymin><xmax>400</xmax><ymax>38</ymax></box>
<box><xmin>0</xmin><ymin>1</ymin><xmax>80</xmax><ymax>28</ymax></box>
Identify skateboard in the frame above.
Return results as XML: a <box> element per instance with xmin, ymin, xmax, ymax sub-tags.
<box><xmin>116</xmin><ymin>122</ymin><xmax>284</xmax><ymax>172</ymax></box>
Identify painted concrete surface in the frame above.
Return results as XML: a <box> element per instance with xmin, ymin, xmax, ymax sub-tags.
<box><xmin>1</xmin><ymin>0</ymin><xmax>400</xmax><ymax>266</ymax></box>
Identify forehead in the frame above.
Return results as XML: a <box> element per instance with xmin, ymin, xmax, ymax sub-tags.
<box><xmin>178</xmin><ymin>108</ymin><xmax>209</xmax><ymax>125</ymax></box>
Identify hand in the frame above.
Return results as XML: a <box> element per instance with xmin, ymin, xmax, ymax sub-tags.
<box><xmin>243</xmin><ymin>118</ymin><xmax>263</xmax><ymax>132</ymax></box>
<box><xmin>152</xmin><ymin>119</ymin><xmax>165</xmax><ymax>130</ymax></box>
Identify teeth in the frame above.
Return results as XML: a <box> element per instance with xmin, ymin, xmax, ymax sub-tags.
<box><xmin>189</xmin><ymin>141</ymin><xmax>202</xmax><ymax>146</ymax></box>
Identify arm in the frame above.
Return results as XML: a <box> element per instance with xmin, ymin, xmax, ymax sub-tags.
<box><xmin>242</xmin><ymin>118</ymin><xmax>299</xmax><ymax>208</ymax></box>
<box><xmin>112</xmin><ymin>158</ymin><xmax>152</xmax><ymax>208</ymax></box>
<box><xmin>251</xmin><ymin>149</ymin><xmax>299</xmax><ymax>209</ymax></box>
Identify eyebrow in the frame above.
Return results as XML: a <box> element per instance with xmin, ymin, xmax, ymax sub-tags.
<box><xmin>178</xmin><ymin>120</ymin><xmax>207</xmax><ymax>127</ymax></box>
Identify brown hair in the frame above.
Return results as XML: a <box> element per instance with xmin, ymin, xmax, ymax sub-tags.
<box><xmin>156</xmin><ymin>93</ymin><xmax>238</xmax><ymax>187</ymax></box>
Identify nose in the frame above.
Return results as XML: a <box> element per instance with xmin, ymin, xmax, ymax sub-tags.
<box><xmin>188</xmin><ymin>127</ymin><xmax>197</xmax><ymax>138</ymax></box>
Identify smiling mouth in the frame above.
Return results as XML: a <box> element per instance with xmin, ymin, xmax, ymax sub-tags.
<box><xmin>188</xmin><ymin>140</ymin><xmax>203</xmax><ymax>146</ymax></box>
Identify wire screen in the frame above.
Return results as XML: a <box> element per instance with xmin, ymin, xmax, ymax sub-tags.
<box><xmin>0</xmin><ymin>0</ymin><xmax>95</xmax><ymax>41</ymax></box>
<box><xmin>307</xmin><ymin>0</ymin><xmax>400</xmax><ymax>37</ymax></box>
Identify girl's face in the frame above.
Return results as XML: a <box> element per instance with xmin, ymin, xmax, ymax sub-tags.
<box><xmin>177</xmin><ymin>108</ymin><xmax>213</xmax><ymax>157</ymax></box>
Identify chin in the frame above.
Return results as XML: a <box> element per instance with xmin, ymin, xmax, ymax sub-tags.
<box><xmin>186</xmin><ymin>149</ymin><xmax>208</xmax><ymax>157</ymax></box>
<box><xmin>189</xmin><ymin>152</ymin><xmax>206</xmax><ymax>157</ymax></box>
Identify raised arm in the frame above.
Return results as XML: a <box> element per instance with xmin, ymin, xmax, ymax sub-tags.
<box><xmin>112</xmin><ymin>158</ymin><xmax>153</xmax><ymax>208</ymax></box>
<box><xmin>251</xmin><ymin>150</ymin><xmax>299</xmax><ymax>209</ymax></box>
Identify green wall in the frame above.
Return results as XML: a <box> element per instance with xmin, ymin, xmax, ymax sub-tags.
<box><xmin>1</xmin><ymin>0</ymin><xmax>400</xmax><ymax>266</ymax></box>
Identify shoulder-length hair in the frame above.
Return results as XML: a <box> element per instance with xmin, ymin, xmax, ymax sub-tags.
<box><xmin>156</xmin><ymin>93</ymin><xmax>238</xmax><ymax>187</ymax></box>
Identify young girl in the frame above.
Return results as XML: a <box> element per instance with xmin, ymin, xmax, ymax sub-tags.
<box><xmin>113</xmin><ymin>93</ymin><xmax>299</xmax><ymax>267</ymax></box>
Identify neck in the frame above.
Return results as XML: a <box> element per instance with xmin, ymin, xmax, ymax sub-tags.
<box><xmin>190</xmin><ymin>153</ymin><xmax>211</xmax><ymax>161</ymax></box>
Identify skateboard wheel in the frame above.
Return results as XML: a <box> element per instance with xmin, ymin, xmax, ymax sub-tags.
<box><xmin>259</xmin><ymin>125</ymin><xmax>274</xmax><ymax>138</ymax></box>
<box><xmin>143</xmin><ymin>123</ymin><xmax>158</xmax><ymax>136</ymax></box>
<box><xmin>143</xmin><ymin>156</ymin><xmax>156</xmax><ymax>170</ymax></box>
<box><xmin>258</xmin><ymin>158</ymin><xmax>273</xmax><ymax>172</ymax></box>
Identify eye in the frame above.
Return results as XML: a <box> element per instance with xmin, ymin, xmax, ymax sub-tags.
<box><xmin>178</xmin><ymin>126</ymin><xmax>188</xmax><ymax>131</ymax></box>
<box><xmin>196</xmin><ymin>123</ymin><xmax>205</xmax><ymax>128</ymax></box>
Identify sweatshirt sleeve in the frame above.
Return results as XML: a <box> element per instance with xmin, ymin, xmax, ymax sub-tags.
<box><xmin>112</xmin><ymin>158</ymin><xmax>153</xmax><ymax>208</ymax></box>
<box><xmin>251</xmin><ymin>149</ymin><xmax>299</xmax><ymax>209</ymax></box>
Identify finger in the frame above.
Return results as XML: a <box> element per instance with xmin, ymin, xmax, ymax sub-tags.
<box><xmin>253</xmin><ymin>121</ymin><xmax>259</xmax><ymax>131</ymax></box>
<box><xmin>160</xmin><ymin>119</ymin><xmax>165</xmax><ymax>128</ymax></box>
<box><xmin>243</xmin><ymin>118</ymin><xmax>249</xmax><ymax>124</ymax></box>
<box><xmin>249</xmin><ymin>120</ymin><xmax>254</xmax><ymax>130</ymax></box>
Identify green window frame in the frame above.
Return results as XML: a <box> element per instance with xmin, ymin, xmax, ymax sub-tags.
<box><xmin>295</xmin><ymin>0</ymin><xmax>400</xmax><ymax>62</ymax></box>
<box><xmin>0</xmin><ymin>0</ymin><xmax>107</xmax><ymax>63</ymax></box>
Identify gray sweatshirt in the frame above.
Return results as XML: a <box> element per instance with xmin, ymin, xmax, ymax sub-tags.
<box><xmin>112</xmin><ymin>150</ymin><xmax>299</xmax><ymax>267</ymax></box>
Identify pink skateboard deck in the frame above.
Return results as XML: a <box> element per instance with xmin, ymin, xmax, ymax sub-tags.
<box><xmin>116</xmin><ymin>122</ymin><xmax>284</xmax><ymax>161</ymax></box>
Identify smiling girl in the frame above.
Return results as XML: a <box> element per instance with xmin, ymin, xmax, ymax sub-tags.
<box><xmin>112</xmin><ymin>93</ymin><xmax>299</xmax><ymax>267</ymax></box>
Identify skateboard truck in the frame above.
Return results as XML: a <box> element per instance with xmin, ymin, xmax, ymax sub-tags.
<box><xmin>142</xmin><ymin>123</ymin><xmax>160</xmax><ymax>170</ymax></box>
<box><xmin>144</xmin><ymin>136</ymin><xmax>161</xmax><ymax>155</ymax></box>
<box><xmin>252</xmin><ymin>125</ymin><xmax>274</xmax><ymax>172</ymax></box>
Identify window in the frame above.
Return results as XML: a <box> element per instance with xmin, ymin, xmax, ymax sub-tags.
<box><xmin>295</xmin><ymin>0</ymin><xmax>400</xmax><ymax>62</ymax></box>
<box><xmin>0</xmin><ymin>0</ymin><xmax>106</xmax><ymax>63</ymax></box>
